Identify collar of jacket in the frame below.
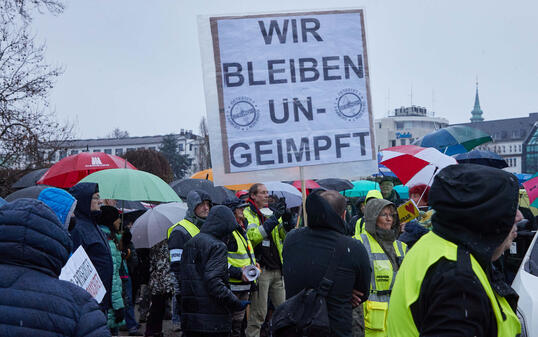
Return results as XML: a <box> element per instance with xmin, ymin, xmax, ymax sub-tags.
<box><xmin>247</xmin><ymin>199</ymin><xmax>265</xmax><ymax>224</ymax></box>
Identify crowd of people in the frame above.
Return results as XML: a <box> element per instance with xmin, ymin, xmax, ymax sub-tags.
<box><xmin>0</xmin><ymin>163</ymin><xmax>533</xmax><ymax>337</ymax></box>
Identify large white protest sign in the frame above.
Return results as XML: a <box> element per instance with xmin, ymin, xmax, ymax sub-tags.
<box><xmin>199</xmin><ymin>9</ymin><xmax>377</xmax><ymax>185</ymax></box>
<box><xmin>59</xmin><ymin>246</ymin><xmax>106</xmax><ymax>303</ymax></box>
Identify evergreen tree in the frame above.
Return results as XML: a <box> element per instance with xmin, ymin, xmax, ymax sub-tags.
<box><xmin>159</xmin><ymin>134</ymin><xmax>192</xmax><ymax>179</ymax></box>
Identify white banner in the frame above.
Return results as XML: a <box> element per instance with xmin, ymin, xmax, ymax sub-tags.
<box><xmin>199</xmin><ymin>9</ymin><xmax>377</xmax><ymax>185</ymax></box>
<box><xmin>59</xmin><ymin>246</ymin><xmax>106</xmax><ymax>303</ymax></box>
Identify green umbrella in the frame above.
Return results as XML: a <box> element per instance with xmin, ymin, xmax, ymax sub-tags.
<box><xmin>79</xmin><ymin>168</ymin><xmax>181</xmax><ymax>202</ymax></box>
<box><xmin>341</xmin><ymin>180</ymin><xmax>380</xmax><ymax>197</ymax></box>
<box><xmin>413</xmin><ymin>125</ymin><xmax>492</xmax><ymax>155</ymax></box>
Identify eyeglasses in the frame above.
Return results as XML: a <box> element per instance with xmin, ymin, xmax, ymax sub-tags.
<box><xmin>379</xmin><ymin>213</ymin><xmax>395</xmax><ymax>218</ymax></box>
<box><xmin>91</xmin><ymin>197</ymin><xmax>100</xmax><ymax>200</ymax></box>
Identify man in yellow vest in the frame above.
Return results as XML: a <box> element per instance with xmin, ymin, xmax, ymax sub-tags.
<box><xmin>244</xmin><ymin>183</ymin><xmax>293</xmax><ymax>337</ymax></box>
<box><xmin>388</xmin><ymin>164</ymin><xmax>522</xmax><ymax>336</ymax></box>
<box><xmin>224</xmin><ymin>197</ymin><xmax>259</xmax><ymax>337</ymax></box>
<box><xmin>167</xmin><ymin>189</ymin><xmax>212</xmax><ymax>331</ymax></box>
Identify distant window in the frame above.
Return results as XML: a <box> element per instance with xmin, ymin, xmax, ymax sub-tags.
<box><xmin>126</xmin><ymin>148</ymin><xmax>135</xmax><ymax>152</ymax></box>
<box><xmin>59</xmin><ymin>150</ymin><xmax>67</xmax><ymax>159</ymax></box>
<box><xmin>149</xmin><ymin>146</ymin><xmax>156</xmax><ymax>151</ymax></box>
<box><xmin>390</xmin><ymin>140</ymin><xmax>396</xmax><ymax>147</ymax></box>
<box><xmin>104</xmin><ymin>149</ymin><xmax>112</xmax><ymax>154</ymax></box>
<box><xmin>138</xmin><ymin>147</ymin><xmax>145</xmax><ymax>150</ymax></box>
<box><xmin>189</xmin><ymin>144</ymin><xmax>193</xmax><ymax>151</ymax></box>
<box><xmin>115</xmin><ymin>148</ymin><xmax>123</xmax><ymax>155</ymax></box>
<box><xmin>514</xmin><ymin>158</ymin><xmax>517</xmax><ymax>167</ymax></box>
<box><xmin>510</xmin><ymin>145</ymin><xmax>512</xmax><ymax>153</ymax></box>
<box><xmin>179</xmin><ymin>143</ymin><xmax>184</xmax><ymax>151</ymax></box>
<box><xmin>519</xmin><ymin>145</ymin><xmax>522</xmax><ymax>152</ymax></box>
<box><xmin>395</xmin><ymin>122</ymin><xmax>404</xmax><ymax>130</ymax></box>
<box><xmin>400</xmin><ymin>139</ymin><xmax>406</xmax><ymax>145</ymax></box>
<box><xmin>503</xmin><ymin>146</ymin><xmax>506</xmax><ymax>153</ymax></box>
<box><xmin>70</xmin><ymin>150</ymin><xmax>79</xmax><ymax>155</ymax></box>
<box><xmin>82</xmin><ymin>149</ymin><xmax>88</xmax><ymax>152</ymax></box>
<box><xmin>378</xmin><ymin>123</ymin><xmax>382</xmax><ymax>129</ymax></box>
<box><xmin>93</xmin><ymin>149</ymin><xmax>101</xmax><ymax>153</ymax></box>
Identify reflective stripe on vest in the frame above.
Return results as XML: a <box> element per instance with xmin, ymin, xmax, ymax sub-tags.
<box><xmin>358</xmin><ymin>232</ymin><xmax>406</xmax><ymax>301</ymax></box>
<box><xmin>167</xmin><ymin>219</ymin><xmax>200</xmax><ymax>240</ymax></box>
<box><xmin>228</xmin><ymin>230</ymin><xmax>256</xmax><ymax>284</ymax></box>
<box><xmin>387</xmin><ymin>232</ymin><xmax>521</xmax><ymax>337</ymax></box>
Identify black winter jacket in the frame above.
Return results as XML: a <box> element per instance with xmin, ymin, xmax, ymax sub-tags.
<box><xmin>0</xmin><ymin>199</ymin><xmax>110</xmax><ymax>337</ymax></box>
<box><xmin>282</xmin><ymin>193</ymin><xmax>371</xmax><ymax>337</ymax></box>
<box><xmin>180</xmin><ymin>205</ymin><xmax>244</xmax><ymax>333</ymax></box>
<box><xmin>69</xmin><ymin>182</ymin><xmax>114</xmax><ymax>310</ymax></box>
<box><xmin>410</xmin><ymin>164</ymin><xmax>520</xmax><ymax>336</ymax></box>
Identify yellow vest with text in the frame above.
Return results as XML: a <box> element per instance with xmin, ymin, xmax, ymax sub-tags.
<box><xmin>228</xmin><ymin>230</ymin><xmax>257</xmax><ymax>289</ymax></box>
<box><xmin>356</xmin><ymin>232</ymin><xmax>407</xmax><ymax>337</ymax></box>
<box><xmin>244</xmin><ymin>207</ymin><xmax>285</xmax><ymax>263</ymax></box>
<box><xmin>387</xmin><ymin>232</ymin><xmax>521</xmax><ymax>337</ymax></box>
<box><xmin>167</xmin><ymin>219</ymin><xmax>200</xmax><ymax>240</ymax></box>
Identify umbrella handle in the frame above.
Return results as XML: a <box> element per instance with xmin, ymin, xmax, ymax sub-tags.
<box><xmin>417</xmin><ymin>166</ymin><xmax>439</xmax><ymax>205</ymax></box>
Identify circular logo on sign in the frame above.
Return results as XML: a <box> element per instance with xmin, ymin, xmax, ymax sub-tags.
<box><xmin>227</xmin><ymin>97</ymin><xmax>260</xmax><ymax>130</ymax></box>
<box><xmin>334</xmin><ymin>88</ymin><xmax>365</xmax><ymax>121</ymax></box>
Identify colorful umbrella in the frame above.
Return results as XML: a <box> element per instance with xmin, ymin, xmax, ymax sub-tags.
<box><xmin>131</xmin><ymin>202</ymin><xmax>187</xmax><ymax>248</ymax></box>
<box><xmin>189</xmin><ymin>168</ymin><xmax>253</xmax><ymax>190</ymax></box>
<box><xmin>413</xmin><ymin>125</ymin><xmax>492</xmax><ymax>155</ymax></box>
<box><xmin>453</xmin><ymin>150</ymin><xmax>508</xmax><ymax>169</ymax></box>
<box><xmin>291</xmin><ymin>180</ymin><xmax>320</xmax><ymax>190</ymax></box>
<box><xmin>380</xmin><ymin>145</ymin><xmax>458</xmax><ymax>186</ymax></box>
<box><xmin>79</xmin><ymin>168</ymin><xmax>181</xmax><ymax>202</ymax></box>
<box><xmin>523</xmin><ymin>173</ymin><xmax>538</xmax><ymax>207</ymax></box>
<box><xmin>393</xmin><ymin>185</ymin><xmax>409</xmax><ymax>199</ymax></box>
<box><xmin>342</xmin><ymin>180</ymin><xmax>379</xmax><ymax>198</ymax></box>
<box><xmin>37</xmin><ymin>152</ymin><xmax>136</xmax><ymax>188</ymax></box>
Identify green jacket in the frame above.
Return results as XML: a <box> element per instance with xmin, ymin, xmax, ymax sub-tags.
<box><xmin>99</xmin><ymin>225</ymin><xmax>125</xmax><ymax>328</ymax></box>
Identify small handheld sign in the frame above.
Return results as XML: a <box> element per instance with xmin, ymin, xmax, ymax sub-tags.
<box><xmin>397</xmin><ymin>199</ymin><xmax>420</xmax><ymax>224</ymax></box>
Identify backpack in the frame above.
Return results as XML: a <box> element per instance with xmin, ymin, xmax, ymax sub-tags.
<box><xmin>271</xmin><ymin>236</ymin><xmax>346</xmax><ymax>337</ymax></box>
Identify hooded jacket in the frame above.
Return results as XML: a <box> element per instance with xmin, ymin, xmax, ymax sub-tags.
<box><xmin>180</xmin><ymin>205</ymin><xmax>244</xmax><ymax>333</ymax></box>
<box><xmin>0</xmin><ymin>199</ymin><xmax>110</xmax><ymax>337</ymax></box>
<box><xmin>364</xmin><ymin>198</ymin><xmax>401</xmax><ymax>271</ymax></box>
<box><xmin>408</xmin><ymin>164</ymin><xmax>520</xmax><ymax>336</ymax></box>
<box><xmin>168</xmin><ymin>190</ymin><xmax>212</xmax><ymax>279</ymax></box>
<box><xmin>69</xmin><ymin>182</ymin><xmax>113</xmax><ymax>310</ymax></box>
<box><xmin>283</xmin><ymin>193</ymin><xmax>371</xmax><ymax>337</ymax></box>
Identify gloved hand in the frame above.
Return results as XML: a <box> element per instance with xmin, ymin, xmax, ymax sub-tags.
<box><xmin>239</xmin><ymin>300</ymin><xmax>251</xmax><ymax>310</ymax></box>
<box><xmin>270</xmin><ymin>198</ymin><xmax>287</xmax><ymax>218</ymax></box>
<box><xmin>114</xmin><ymin>308</ymin><xmax>125</xmax><ymax>323</ymax></box>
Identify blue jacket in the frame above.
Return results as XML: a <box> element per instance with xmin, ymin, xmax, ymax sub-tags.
<box><xmin>0</xmin><ymin>199</ymin><xmax>110</xmax><ymax>337</ymax></box>
<box><xmin>69</xmin><ymin>183</ymin><xmax>113</xmax><ymax>310</ymax></box>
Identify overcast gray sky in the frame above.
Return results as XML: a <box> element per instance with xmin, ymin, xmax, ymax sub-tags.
<box><xmin>33</xmin><ymin>0</ymin><xmax>538</xmax><ymax>139</ymax></box>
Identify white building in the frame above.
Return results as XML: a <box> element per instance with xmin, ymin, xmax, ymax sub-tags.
<box><xmin>45</xmin><ymin>130</ymin><xmax>205</xmax><ymax>174</ymax></box>
<box><xmin>374</xmin><ymin>106</ymin><xmax>449</xmax><ymax>151</ymax></box>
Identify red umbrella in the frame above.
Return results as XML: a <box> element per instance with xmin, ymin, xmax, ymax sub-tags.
<box><xmin>291</xmin><ymin>180</ymin><xmax>320</xmax><ymax>191</ymax></box>
<box><xmin>37</xmin><ymin>152</ymin><xmax>137</xmax><ymax>188</ymax></box>
<box><xmin>379</xmin><ymin>145</ymin><xmax>457</xmax><ymax>186</ymax></box>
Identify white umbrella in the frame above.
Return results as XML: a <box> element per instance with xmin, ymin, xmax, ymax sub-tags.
<box><xmin>262</xmin><ymin>181</ymin><xmax>302</xmax><ymax>208</ymax></box>
<box><xmin>131</xmin><ymin>202</ymin><xmax>187</xmax><ymax>248</ymax></box>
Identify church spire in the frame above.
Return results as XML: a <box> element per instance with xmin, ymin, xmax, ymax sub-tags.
<box><xmin>470</xmin><ymin>80</ymin><xmax>484</xmax><ymax>123</ymax></box>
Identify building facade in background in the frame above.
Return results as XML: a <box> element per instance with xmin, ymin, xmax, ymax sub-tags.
<box><xmin>453</xmin><ymin>83</ymin><xmax>538</xmax><ymax>174</ymax></box>
<box><xmin>45</xmin><ymin>130</ymin><xmax>204</xmax><ymax>174</ymax></box>
<box><xmin>374</xmin><ymin>106</ymin><xmax>449</xmax><ymax>151</ymax></box>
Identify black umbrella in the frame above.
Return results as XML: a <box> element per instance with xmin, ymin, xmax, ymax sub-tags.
<box><xmin>316</xmin><ymin>178</ymin><xmax>354</xmax><ymax>192</ymax></box>
<box><xmin>453</xmin><ymin>150</ymin><xmax>508</xmax><ymax>169</ymax></box>
<box><xmin>170</xmin><ymin>178</ymin><xmax>232</xmax><ymax>204</ymax></box>
<box><xmin>5</xmin><ymin>185</ymin><xmax>52</xmax><ymax>202</ymax></box>
<box><xmin>12</xmin><ymin>168</ymin><xmax>49</xmax><ymax>189</ymax></box>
